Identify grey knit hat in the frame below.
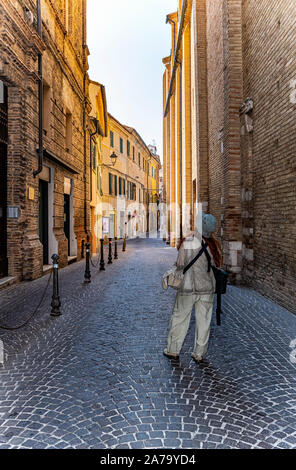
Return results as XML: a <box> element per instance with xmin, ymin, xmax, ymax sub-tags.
<box><xmin>202</xmin><ymin>213</ymin><xmax>217</xmax><ymax>238</ymax></box>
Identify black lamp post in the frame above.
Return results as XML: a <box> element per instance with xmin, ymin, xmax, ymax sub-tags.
<box><xmin>110</xmin><ymin>151</ymin><xmax>118</xmax><ymax>166</ymax></box>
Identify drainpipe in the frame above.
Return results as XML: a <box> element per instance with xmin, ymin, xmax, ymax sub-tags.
<box><xmin>82</xmin><ymin>0</ymin><xmax>88</xmax><ymax>237</ymax></box>
<box><xmin>33</xmin><ymin>0</ymin><xmax>43</xmax><ymax>177</ymax></box>
<box><xmin>164</xmin><ymin>0</ymin><xmax>188</xmax><ymax>118</ymax></box>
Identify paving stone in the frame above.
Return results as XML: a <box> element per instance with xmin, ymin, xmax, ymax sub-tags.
<box><xmin>0</xmin><ymin>238</ymin><xmax>295</xmax><ymax>449</ymax></box>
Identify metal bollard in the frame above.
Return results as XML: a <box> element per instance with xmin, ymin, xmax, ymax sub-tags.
<box><xmin>100</xmin><ymin>238</ymin><xmax>105</xmax><ymax>271</ymax></box>
<box><xmin>84</xmin><ymin>240</ymin><xmax>91</xmax><ymax>283</ymax></box>
<box><xmin>122</xmin><ymin>235</ymin><xmax>126</xmax><ymax>252</ymax></box>
<box><xmin>114</xmin><ymin>237</ymin><xmax>118</xmax><ymax>259</ymax></box>
<box><xmin>108</xmin><ymin>238</ymin><xmax>113</xmax><ymax>264</ymax></box>
<box><xmin>51</xmin><ymin>254</ymin><xmax>61</xmax><ymax>316</ymax></box>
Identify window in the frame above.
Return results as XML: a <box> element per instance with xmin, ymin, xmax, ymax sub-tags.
<box><xmin>133</xmin><ymin>146</ymin><xmax>135</xmax><ymax>161</ymax></box>
<box><xmin>97</xmin><ymin>168</ymin><xmax>102</xmax><ymax>195</ymax></box>
<box><xmin>127</xmin><ymin>140</ymin><xmax>130</xmax><ymax>157</ymax></box>
<box><xmin>110</xmin><ymin>130</ymin><xmax>114</xmax><ymax>148</ymax></box>
<box><xmin>91</xmin><ymin>141</ymin><xmax>97</xmax><ymax>169</ymax></box>
<box><xmin>143</xmin><ymin>157</ymin><xmax>144</xmax><ymax>169</ymax></box>
<box><xmin>129</xmin><ymin>183</ymin><xmax>136</xmax><ymax>201</ymax></box>
<box><xmin>109</xmin><ymin>173</ymin><xmax>113</xmax><ymax>195</ymax></box>
<box><xmin>114</xmin><ymin>175</ymin><xmax>117</xmax><ymax>196</ymax></box>
<box><xmin>43</xmin><ymin>83</ymin><xmax>51</xmax><ymax>135</ymax></box>
<box><xmin>65</xmin><ymin>111</ymin><xmax>72</xmax><ymax>152</ymax></box>
<box><xmin>120</xmin><ymin>137</ymin><xmax>123</xmax><ymax>153</ymax></box>
<box><xmin>118</xmin><ymin>177</ymin><xmax>126</xmax><ymax>196</ymax></box>
<box><xmin>138</xmin><ymin>153</ymin><xmax>141</xmax><ymax>166</ymax></box>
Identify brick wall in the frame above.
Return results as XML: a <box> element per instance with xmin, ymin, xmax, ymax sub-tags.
<box><xmin>0</xmin><ymin>0</ymin><xmax>90</xmax><ymax>281</ymax></box>
<box><xmin>241</xmin><ymin>0</ymin><xmax>296</xmax><ymax>312</ymax></box>
<box><xmin>164</xmin><ymin>0</ymin><xmax>295</xmax><ymax>313</ymax></box>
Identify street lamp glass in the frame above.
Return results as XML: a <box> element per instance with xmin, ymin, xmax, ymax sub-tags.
<box><xmin>110</xmin><ymin>151</ymin><xmax>118</xmax><ymax>166</ymax></box>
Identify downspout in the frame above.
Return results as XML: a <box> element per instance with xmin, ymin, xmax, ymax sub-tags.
<box><xmin>83</xmin><ymin>73</ymin><xmax>87</xmax><ymax>235</ymax></box>
<box><xmin>33</xmin><ymin>0</ymin><xmax>43</xmax><ymax>177</ymax></box>
<box><xmin>82</xmin><ymin>0</ymin><xmax>88</xmax><ymax>236</ymax></box>
<box><xmin>164</xmin><ymin>0</ymin><xmax>188</xmax><ymax>118</ymax></box>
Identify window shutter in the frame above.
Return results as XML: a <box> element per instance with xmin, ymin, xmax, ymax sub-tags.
<box><xmin>114</xmin><ymin>175</ymin><xmax>117</xmax><ymax>196</ymax></box>
<box><xmin>109</xmin><ymin>173</ymin><xmax>113</xmax><ymax>195</ymax></box>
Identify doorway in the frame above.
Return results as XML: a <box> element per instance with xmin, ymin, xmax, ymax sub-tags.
<box><xmin>0</xmin><ymin>81</ymin><xmax>8</xmax><ymax>278</ymax></box>
<box><xmin>39</xmin><ymin>180</ymin><xmax>49</xmax><ymax>265</ymax></box>
<box><xmin>64</xmin><ymin>193</ymin><xmax>70</xmax><ymax>256</ymax></box>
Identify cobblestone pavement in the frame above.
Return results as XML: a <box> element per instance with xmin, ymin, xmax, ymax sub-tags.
<box><xmin>0</xmin><ymin>237</ymin><xmax>296</xmax><ymax>449</ymax></box>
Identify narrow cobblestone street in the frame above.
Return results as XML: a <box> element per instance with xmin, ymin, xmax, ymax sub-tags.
<box><xmin>0</xmin><ymin>238</ymin><xmax>295</xmax><ymax>449</ymax></box>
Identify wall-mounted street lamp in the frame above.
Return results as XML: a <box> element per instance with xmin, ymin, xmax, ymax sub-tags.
<box><xmin>110</xmin><ymin>151</ymin><xmax>118</xmax><ymax>166</ymax></box>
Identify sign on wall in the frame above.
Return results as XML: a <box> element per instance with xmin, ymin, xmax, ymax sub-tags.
<box><xmin>7</xmin><ymin>206</ymin><xmax>20</xmax><ymax>219</ymax></box>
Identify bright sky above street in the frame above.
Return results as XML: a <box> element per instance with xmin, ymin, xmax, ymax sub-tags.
<box><xmin>87</xmin><ymin>0</ymin><xmax>177</xmax><ymax>161</ymax></box>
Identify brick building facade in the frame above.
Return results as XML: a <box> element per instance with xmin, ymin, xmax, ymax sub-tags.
<box><xmin>0</xmin><ymin>0</ymin><xmax>91</xmax><ymax>283</ymax></box>
<box><xmin>163</xmin><ymin>0</ymin><xmax>296</xmax><ymax>313</ymax></box>
<box><xmin>101</xmin><ymin>113</ymin><xmax>161</xmax><ymax>241</ymax></box>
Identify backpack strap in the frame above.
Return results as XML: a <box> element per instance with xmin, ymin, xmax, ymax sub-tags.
<box><xmin>183</xmin><ymin>241</ymin><xmax>208</xmax><ymax>275</ymax></box>
<box><xmin>203</xmin><ymin>242</ymin><xmax>212</xmax><ymax>273</ymax></box>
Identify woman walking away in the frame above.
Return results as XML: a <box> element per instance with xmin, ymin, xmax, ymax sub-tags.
<box><xmin>163</xmin><ymin>213</ymin><xmax>222</xmax><ymax>363</ymax></box>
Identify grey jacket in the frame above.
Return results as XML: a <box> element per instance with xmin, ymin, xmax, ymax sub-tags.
<box><xmin>175</xmin><ymin>230</ymin><xmax>216</xmax><ymax>295</ymax></box>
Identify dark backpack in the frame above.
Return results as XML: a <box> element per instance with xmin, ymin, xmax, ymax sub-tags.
<box><xmin>203</xmin><ymin>240</ymin><xmax>228</xmax><ymax>326</ymax></box>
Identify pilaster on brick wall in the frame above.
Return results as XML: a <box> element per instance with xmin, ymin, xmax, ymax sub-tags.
<box><xmin>182</xmin><ymin>22</ymin><xmax>192</xmax><ymax>236</ymax></box>
<box><xmin>194</xmin><ymin>0</ymin><xmax>209</xmax><ymax>209</ymax></box>
<box><xmin>206</xmin><ymin>0</ymin><xmax>243</xmax><ymax>280</ymax></box>
<box><xmin>240</xmin><ymin>97</ymin><xmax>254</xmax><ymax>284</ymax></box>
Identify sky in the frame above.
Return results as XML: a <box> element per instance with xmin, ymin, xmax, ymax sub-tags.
<box><xmin>87</xmin><ymin>0</ymin><xmax>177</xmax><ymax>161</ymax></box>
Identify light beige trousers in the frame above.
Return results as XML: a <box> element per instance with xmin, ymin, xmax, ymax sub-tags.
<box><xmin>167</xmin><ymin>292</ymin><xmax>214</xmax><ymax>357</ymax></box>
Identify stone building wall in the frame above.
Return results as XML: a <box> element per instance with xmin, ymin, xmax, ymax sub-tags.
<box><xmin>163</xmin><ymin>0</ymin><xmax>296</xmax><ymax>313</ymax></box>
<box><xmin>0</xmin><ymin>0</ymin><xmax>90</xmax><ymax>282</ymax></box>
<box><xmin>101</xmin><ymin>114</ymin><xmax>160</xmax><ymax>240</ymax></box>
<box><xmin>241</xmin><ymin>0</ymin><xmax>296</xmax><ymax>312</ymax></box>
